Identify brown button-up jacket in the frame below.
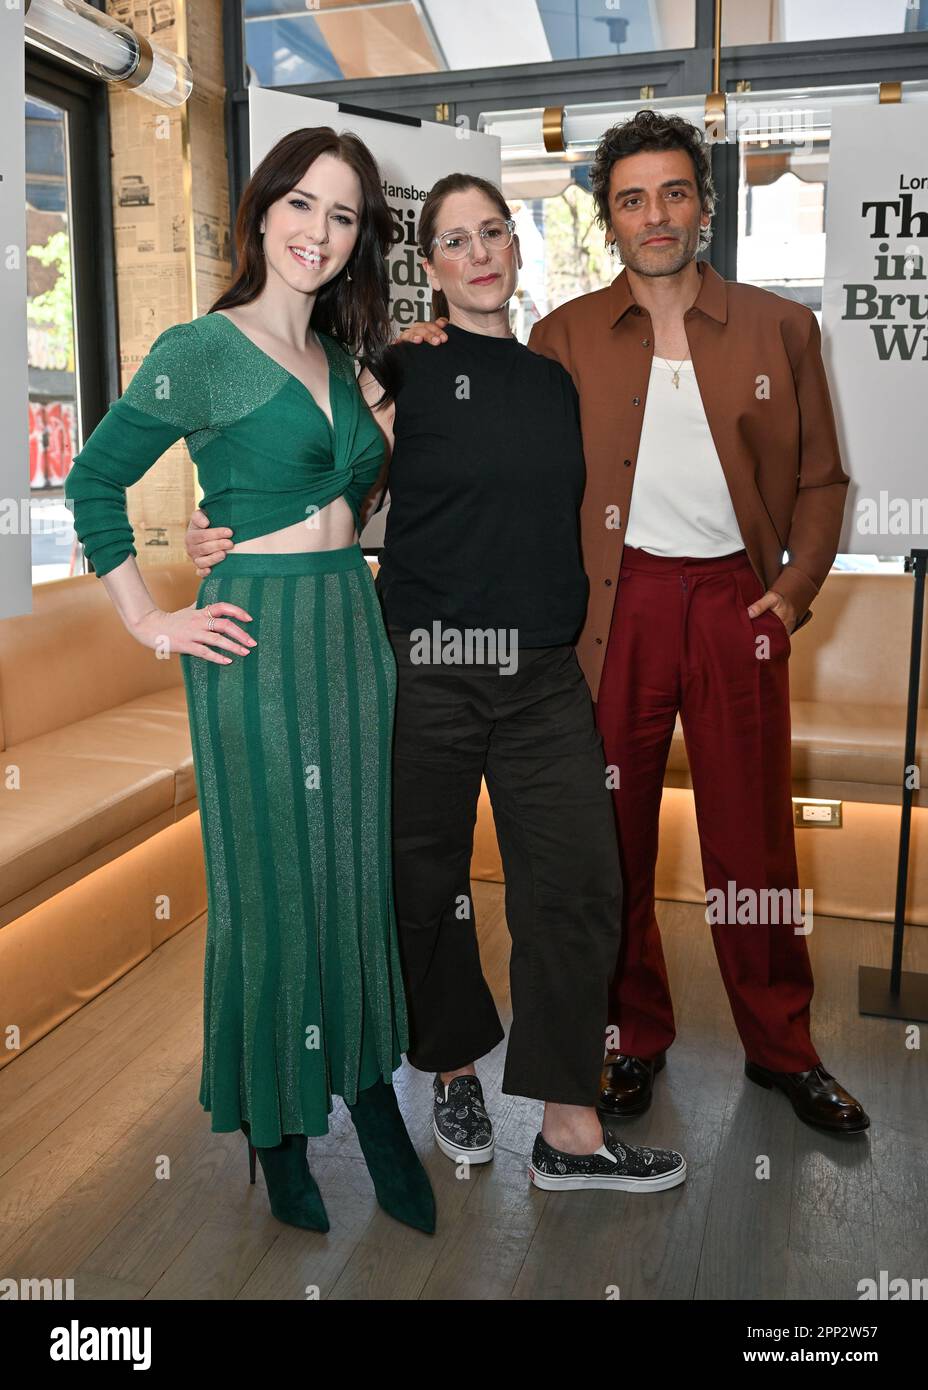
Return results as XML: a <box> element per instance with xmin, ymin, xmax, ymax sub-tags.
<box><xmin>526</xmin><ymin>260</ymin><xmax>849</xmax><ymax>703</ymax></box>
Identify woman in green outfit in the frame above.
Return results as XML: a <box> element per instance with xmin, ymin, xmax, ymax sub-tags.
<box><xmin>63</xmin><ymin>127</ymin><xmax>435</xmax><ymax>1236</ymax></box>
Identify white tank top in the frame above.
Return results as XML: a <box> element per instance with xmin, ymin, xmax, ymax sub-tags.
<box><xmin>623</xmin><ymin>356</ymin><xmax>744</xmax><ymax>557</ymax></box>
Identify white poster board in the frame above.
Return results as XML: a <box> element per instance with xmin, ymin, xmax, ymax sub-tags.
<box><xmin>822</xmin><ymin>103</ymin><xmax>928</xmax><ymax>556</ymax></box>
<box><xmin>248</xmin><ymin>89</ymin><xmax>501</xmax><ymax>547</ymax></box>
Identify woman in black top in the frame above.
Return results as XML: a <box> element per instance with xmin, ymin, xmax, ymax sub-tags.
<box><xmin>187</xmin><ymin>173</ymin><xmax>686</xmax><ymax>1196</ymax></box>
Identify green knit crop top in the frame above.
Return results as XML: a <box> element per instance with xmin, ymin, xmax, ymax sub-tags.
<box><xmin>64</xmin><ymin>311</ymin><xmax>386</xmax><ymax>578</ymax></box>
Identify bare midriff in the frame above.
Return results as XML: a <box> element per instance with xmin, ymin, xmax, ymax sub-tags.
<box><xmin>229</xmin><ymin>494</ymin><xmax>358</xmax><ymax>553</ymax></box>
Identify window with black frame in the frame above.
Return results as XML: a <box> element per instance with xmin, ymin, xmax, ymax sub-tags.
<box><xmin>26</xmin><ymin>92</ymin><xmax>79</xmax><ymax>585</ymax></box>
<box><xmin>26</xmin><ymin>55</ymin><xmax>114</xmax><ymax>589</ymax></box>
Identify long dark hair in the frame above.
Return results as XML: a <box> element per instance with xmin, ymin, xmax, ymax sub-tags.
<box><xmin>209</xmin><ymin>126</ymin><xmax>399</xmax><ymax>362</ymax></box>
<box><xmin>369</xmin><ymin>173</ymin><xmax>513</xmax><ymax>409</ymax></box>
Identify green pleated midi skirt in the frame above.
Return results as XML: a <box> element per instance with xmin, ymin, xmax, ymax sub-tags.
<box><xmin>179</xmin><ymin>542</ymin><xmax>408</xmax><ymax>1148</ymax></box>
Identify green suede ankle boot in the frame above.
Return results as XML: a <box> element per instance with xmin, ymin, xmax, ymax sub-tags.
<box><xmin>346</xmin><ymin>1079</ymin><xmax>436</xmax><ymax>1234</ymax></box>
<box><xmin>241</xmin><ymin>1121</ymin><xmax>329</xmax><ymax>1233</ymax></box>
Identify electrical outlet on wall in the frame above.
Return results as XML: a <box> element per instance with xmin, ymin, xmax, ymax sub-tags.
<box><xmin>793</xmin><ymin>798</ymin><xmax>843</xmax><ymax>829</ymax></box>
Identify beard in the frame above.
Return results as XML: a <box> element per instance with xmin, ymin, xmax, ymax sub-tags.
<box><xmin>619</xmin><ymin>226</ymin><xmax>698</xmax><ymax>279</ymax></box>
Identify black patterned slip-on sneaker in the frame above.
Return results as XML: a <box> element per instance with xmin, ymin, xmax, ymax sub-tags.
<box><xmin>528</xmin><ymin>1125</ymin><xmax>686</xmax><ymax>1192</ymax></box>
<box><xmin>432</xmin><ymin>1073</ymin><xmax>495</xmax><ymax>1164</ymax></box>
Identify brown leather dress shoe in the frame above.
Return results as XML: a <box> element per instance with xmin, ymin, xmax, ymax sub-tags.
<box><xmin>744</xmin><ymin>1060</ymin><xmax>870</xmax><ymax>1133</ymax></box>
<box><xmin>597</xmin><ymin>1051</ymin><xmax>667</xmax><ymax>1117</ymax></box>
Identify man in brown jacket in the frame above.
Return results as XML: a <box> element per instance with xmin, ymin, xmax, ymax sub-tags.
<box><xmin>526</xmin><ymin>110</ymin><xmax>868</xmax><ymax>1134</ymax></box>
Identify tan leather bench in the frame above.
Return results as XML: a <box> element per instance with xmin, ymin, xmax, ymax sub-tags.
<box><xmin>0</xmin><ymin>565</ymin><xmax>204</xmax><ymax>1071</ymax></box>
<box><xmin>664</xmin><ymin>572</ymin><xmax>928</xmax><ymax>806</ymax></box>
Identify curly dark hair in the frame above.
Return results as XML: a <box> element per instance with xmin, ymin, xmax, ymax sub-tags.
<box><xmin>590</xmin><ymin>109</ymin><xmax>716</xmax><ymax>253</ymax></box>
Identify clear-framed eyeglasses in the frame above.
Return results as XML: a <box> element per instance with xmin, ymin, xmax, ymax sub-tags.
<box><xmin>431</xmin><ymin>217</ymin><xmax>516</xmax><ymax>260</ymax></box>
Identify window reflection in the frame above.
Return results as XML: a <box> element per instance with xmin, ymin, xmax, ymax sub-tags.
<box><xmin>737</xmin><ymin>133</ymin><xmax>828</xmax><ymax>311</ymax></box>
<box><xmin>242</xmin><ymin>0</ymin><xmax>696</xmax><ymax>88</ymax></box>
<box><xmin>26</xmin><ymin>95</ymin><xmax>80</xmax><ymax>586</ymax></box>
<box><xmin>501</xmin><ymin>160</ymin><xmax>614</xmax><ymax>341</ymax></box>
<box><xmin>722</xmin><ymin>0</ymin><xmax>926</xmax><ymax>45</ymax></box>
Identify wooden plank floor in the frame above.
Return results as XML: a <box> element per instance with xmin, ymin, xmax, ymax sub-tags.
<box><xmin>1</xmin><ymin>888</ymin><xmax>925</xmax><ymax>1300</ymax></box>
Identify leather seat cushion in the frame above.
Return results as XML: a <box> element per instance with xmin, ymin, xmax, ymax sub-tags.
<box><xmin>668</xmin><ymin>702</ymin><xmax>925</xmax><ymax>790</ymax></box>
<box><xmin>0</xmin><ymin>687</ymin><xmax>192</xmax><ymax>907</ymax></box>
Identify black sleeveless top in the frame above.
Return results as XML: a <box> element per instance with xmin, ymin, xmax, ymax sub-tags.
<box><xmin>374</xmin><ymin>321</ymin><xmax>589</xmax><ymax>646</ymax></box>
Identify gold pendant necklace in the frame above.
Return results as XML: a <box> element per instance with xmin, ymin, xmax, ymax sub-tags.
<box><xmin>657</xmin><ymin>355</ymin><xmax>689</xmax><ymax>389</ymax></box>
